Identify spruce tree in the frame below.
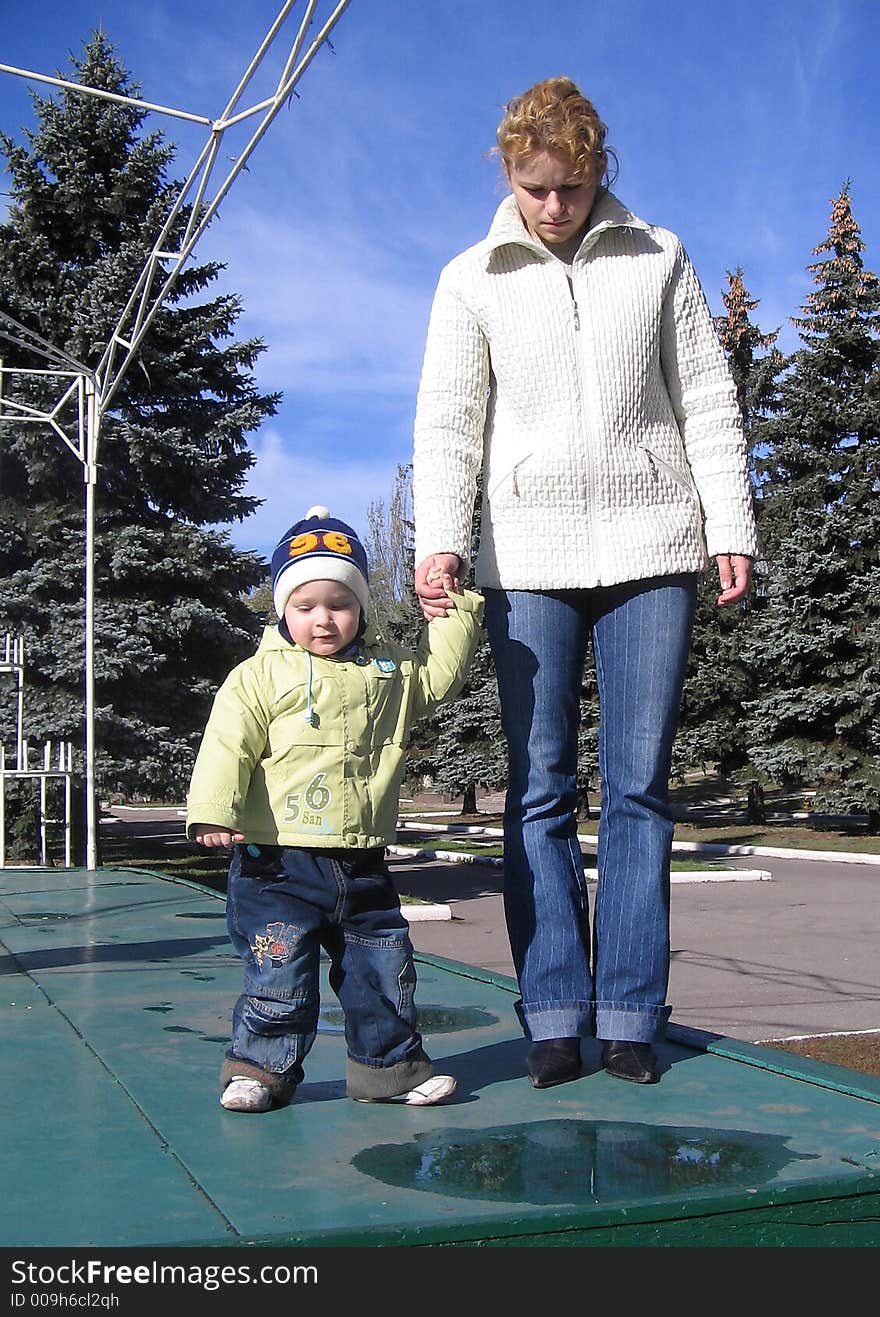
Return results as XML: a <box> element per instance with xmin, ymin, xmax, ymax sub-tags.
<box><xmin>427</xmin><ymin>473</ymin><xmax>507</xmax><ymax>813</ymax></box>
<box><xmin>743</xmin><ymin>185</ymin><xmax>880</xmax><ymax>830</ymax></box>
<box><xmin>575</xmin><ymin>663</ymin><xmax>600</xmax><ymax>820</ymax></box>
<box><xmin>0</xmin><ymin>31</ymin><xmax>278</xmax><ymax>801</ymax></box>
<box><xmin>367</xmin><ymin>466</ymin><xmax>506</xmax><ymax>811</ymax></box>
<box><xmin>673</xmin><ymin>269</ymin><xmax>784</xmax><ymax>818</ymax></box>
<box><xmin>365</xmin><ymin>465</ymin><xmax>445</xmax><ymax>796</ymax></box>
<box><xmin>431</xmin><ymin>634</ymin><xmax>506</xmax><ymax>813</ymax></box>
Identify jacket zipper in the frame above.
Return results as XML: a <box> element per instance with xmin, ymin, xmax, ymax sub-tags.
<box><xmin>568</xmin><ymin>269</ymin><xmax>599</xmax><ymax>576</ymax></box>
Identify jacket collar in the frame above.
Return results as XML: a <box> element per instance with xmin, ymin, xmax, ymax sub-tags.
<box><xmin>479</xmin><ymin>189</ymin><xmax>650</xmax><ymax>266</ymax></box>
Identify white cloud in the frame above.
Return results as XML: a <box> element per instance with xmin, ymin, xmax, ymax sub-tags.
<box><xmin>228</xmin><ymin>426</ymin><xmax>403</xmax><ymax>559</ymax></box>
<box><xmin>200</xmin><ymin>204</ymin><xmax>433</xmax><ymax>398</ymax></box>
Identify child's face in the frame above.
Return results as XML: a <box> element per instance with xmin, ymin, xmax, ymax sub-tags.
<box><xmin>284</xmin><ymin>579</ymin><xmax>361</xmax><ymax>655</ymax></box>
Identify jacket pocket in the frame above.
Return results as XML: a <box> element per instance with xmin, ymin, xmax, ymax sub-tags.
<box><xmin>639</xmin><ymin>444</ymin><xmax>698</xmax><ymax>501</ymax></box>
<box><xmin>486</xmin><ymin>450</ymin><xmax>535</xmax><ymax>500</ymax></box>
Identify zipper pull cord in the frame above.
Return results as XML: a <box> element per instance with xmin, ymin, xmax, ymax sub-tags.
<box><xmin>304</xmin><ymin>650</ymin><xmax>318</xmax><ymax>726</ymax></box>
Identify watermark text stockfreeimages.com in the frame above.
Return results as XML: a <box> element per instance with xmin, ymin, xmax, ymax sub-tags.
<box><xmin>10</xmin><ymin>1257</ymin><xmax>317</xmax><ymax>1298</ymax></box>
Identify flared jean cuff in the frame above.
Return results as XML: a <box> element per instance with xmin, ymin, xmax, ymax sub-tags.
<box><xmin>594</xmin><ymin>1002</ymin><xmax>672</xmax><ymax>1043</ymax></box>
<box><xmin>345</xmin><ymin>1046</ymin><xmax>433</xmax><ymax>1100</ymax></box>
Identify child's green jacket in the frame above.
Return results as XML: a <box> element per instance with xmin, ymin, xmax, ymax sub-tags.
<box><xmin>185</xmin><ymin>590</ymin><xmax>483</xmax><ymax>849</ymax></box>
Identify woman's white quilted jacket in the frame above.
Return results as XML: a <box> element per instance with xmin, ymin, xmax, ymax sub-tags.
<box><xmin>412</xmin><ymin>190</ymin><xmax>759</xmax><ymax>589</ymax></box>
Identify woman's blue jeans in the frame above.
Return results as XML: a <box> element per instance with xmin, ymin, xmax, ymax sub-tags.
<box><xmin>483</xmin><ymin>575</ymin><xmax>697</xmax><ymax>1044</ymax></box>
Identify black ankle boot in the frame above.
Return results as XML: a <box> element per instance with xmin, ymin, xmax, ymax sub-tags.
<box><xmin>602</xmin><ymin>1040</ymin><xmax>659</xmax><ymax>1084</ymax></box>
<box><xmin>526</xmin><ymin>1037</ymin><xmax>582</xmax><ymax>1088</ymax></box>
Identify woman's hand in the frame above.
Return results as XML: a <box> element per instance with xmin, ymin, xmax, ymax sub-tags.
<box><xmin>415</xmin><ymin>553</ymin><xmax>461</xmax><ymax>620</ymax></box>
<box><xmin>715</xmin><ymin>554</ymin><xmax>752</xmax><ymax>607</ymax></box>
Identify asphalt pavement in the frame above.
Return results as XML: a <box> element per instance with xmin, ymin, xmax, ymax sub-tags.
<box><xmin>390</xmin><ymin>848</ymin><xmax>880</xmax><ymax>1046</ymax></box>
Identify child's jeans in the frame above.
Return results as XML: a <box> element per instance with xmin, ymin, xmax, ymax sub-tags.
<box><xmin>221</xmin><ymin>843</ymin><xmax>434</xmax><ymax>1102</ymax></box>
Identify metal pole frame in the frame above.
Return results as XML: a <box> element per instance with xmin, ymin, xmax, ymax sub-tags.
<box><xmin>0</xmin><ymin>634</ymin><xmax>26</xmax><ymax>770</ymax></box>
<box><xmin>0</xmin><ymin>2</ymin><xmax>353</xmax><ymax>869</ymax></box>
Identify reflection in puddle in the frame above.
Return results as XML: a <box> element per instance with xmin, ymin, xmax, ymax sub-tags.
<box><xmin>416</xmin><ymin>1006</ymin><xmax>499</xmax><ymax>1033</ymax></box>
<box><xmin>353</xmin><ymin>1119</ymin><xmax>818</xmax><ymax>1205</ymax></box>
<box><xmin>318</xmin><ymin>1003</ymin><xmax>497</xmax><ymax>1036</ymax></box>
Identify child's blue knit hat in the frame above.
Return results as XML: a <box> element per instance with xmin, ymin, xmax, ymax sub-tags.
<box><xmin>271</xmin><ymin>505</ymin><xmax>369</xmax><ymax>619</ymax></box>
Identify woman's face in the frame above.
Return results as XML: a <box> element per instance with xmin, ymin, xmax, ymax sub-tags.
<box><xmin>505</xmin><ymin>148</ymin><xmax>599</xmax><ymax>250</ymax></box>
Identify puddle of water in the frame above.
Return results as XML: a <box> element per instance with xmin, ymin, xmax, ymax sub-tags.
<box><xmin>318</xmin><ymin>1003</ymin><xmax>498</xmax><ymax>1036</ymax></box>
<box><xmin>353</xmin><ymin>1118</ymin><xmax>818</xmax><ymax>1205</ymax></box>
<box><xmin>415</xmin><ymin>1005</ymin><xmax>499</xmax><ymax>1034</ymax></box>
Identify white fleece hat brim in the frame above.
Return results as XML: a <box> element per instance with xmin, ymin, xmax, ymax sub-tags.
<box><xmin>273</xmin><ymin>557</ymin><xmax>369</xmax><ymax>619</ymax></box>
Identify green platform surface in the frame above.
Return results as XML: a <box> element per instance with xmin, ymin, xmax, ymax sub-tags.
<box><xmin>2</xmin><ymin>864</ymin><xmax>879</xmax><ymax>1249</ymax></box>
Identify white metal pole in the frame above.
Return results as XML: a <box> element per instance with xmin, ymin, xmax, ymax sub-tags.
<box><xmin>16</xmin><ymin>639</ymin><xmax>24</xmax><ymax>770</ymax></box>
<box><xmin>0</xmin><ymin>745</ymin><xmax>5</xmax><ymax>868</ymax></box>
<box><xmin>63</xmin><ymin>741</ymin><xmax>72</xmax><ymax>868</ymax></box>
<box><xmin>40</xmin><ymin>744</ymin><xmax>48</xmax><ymax>865</ymax></box>
<box><xmin>84</xmin><ymin>382</ymin><xmax>99</xmax><ymax>870</ymax></box>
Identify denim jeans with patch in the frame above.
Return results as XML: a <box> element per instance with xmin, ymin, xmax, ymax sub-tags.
<box><xmin>484</xmin><ymin>575</ymin><xmax>697</xmax><ymax>1044</ymax></box>
<box><xmin>223</xmin><ymin>844</ymin><xmax>432</xmax><ymax>1100</ymax></box>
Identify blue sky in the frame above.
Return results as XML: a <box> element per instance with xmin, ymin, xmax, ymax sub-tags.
<box><xmin>1</xmin><ymin>0</ymin><xmax>878</xmax><ymax>561</ymax></box>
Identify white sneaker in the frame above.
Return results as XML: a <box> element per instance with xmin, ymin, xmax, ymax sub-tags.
<box><xmin>220</xmin><ymin>1076</ymin><xmax>273</xmax><ymax>1113</ymax></box>
<box><xmin>357</xmin><ymin>1074</ymin><xmax>457</xmax><ymax>1106</ymax></box>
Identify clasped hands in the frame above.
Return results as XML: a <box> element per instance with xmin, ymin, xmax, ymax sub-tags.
<box><xmin>414</xmin><ymin>554</ymin><xmax>462</xmax><ymax>620</ymax></box>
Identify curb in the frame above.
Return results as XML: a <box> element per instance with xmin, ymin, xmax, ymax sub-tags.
<box><xmin>388</xmin><ymin>844</ymin><xmax>503</xmax><ymax>866</ymax></box>
<box><xmin>666</xmin><ymin>840</ymin><xmax>880</xmax><ymax>866</ymax></box>
<box><xmin>401</xmin><ymin>902</ymin><xmax>453</xmax><ymax>922</ymax></box>
<box><xmin>387</xmin><ymin>845</ymin><xmax>772</xmax><ymax>888</ymax></box>
<box><xmin>397</xmin><ymin>819</ymin><xmax>880</xmax><ymax>867</ymax></box>
<box><xmin>669</xmin><ymin>868</ymin><xmax>771</xmax><ymax>883</ymax></box>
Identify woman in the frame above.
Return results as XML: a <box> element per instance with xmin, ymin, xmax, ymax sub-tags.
<box><xmin>412</xmin><ymin>77</ymin><xmax>758</xmax><ymax>1089</ymax></box>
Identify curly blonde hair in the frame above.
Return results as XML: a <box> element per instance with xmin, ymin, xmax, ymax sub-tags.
<box><xmin>494</xmin><ymin>76</ymin><xmax>617</xmax><ymax>185</ymax></box>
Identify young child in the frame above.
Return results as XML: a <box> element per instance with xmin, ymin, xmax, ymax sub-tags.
<box><xmin>186</xmin><ymin>505</ymin><xmax>483</xmax><ymax>1113</ymax></box>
